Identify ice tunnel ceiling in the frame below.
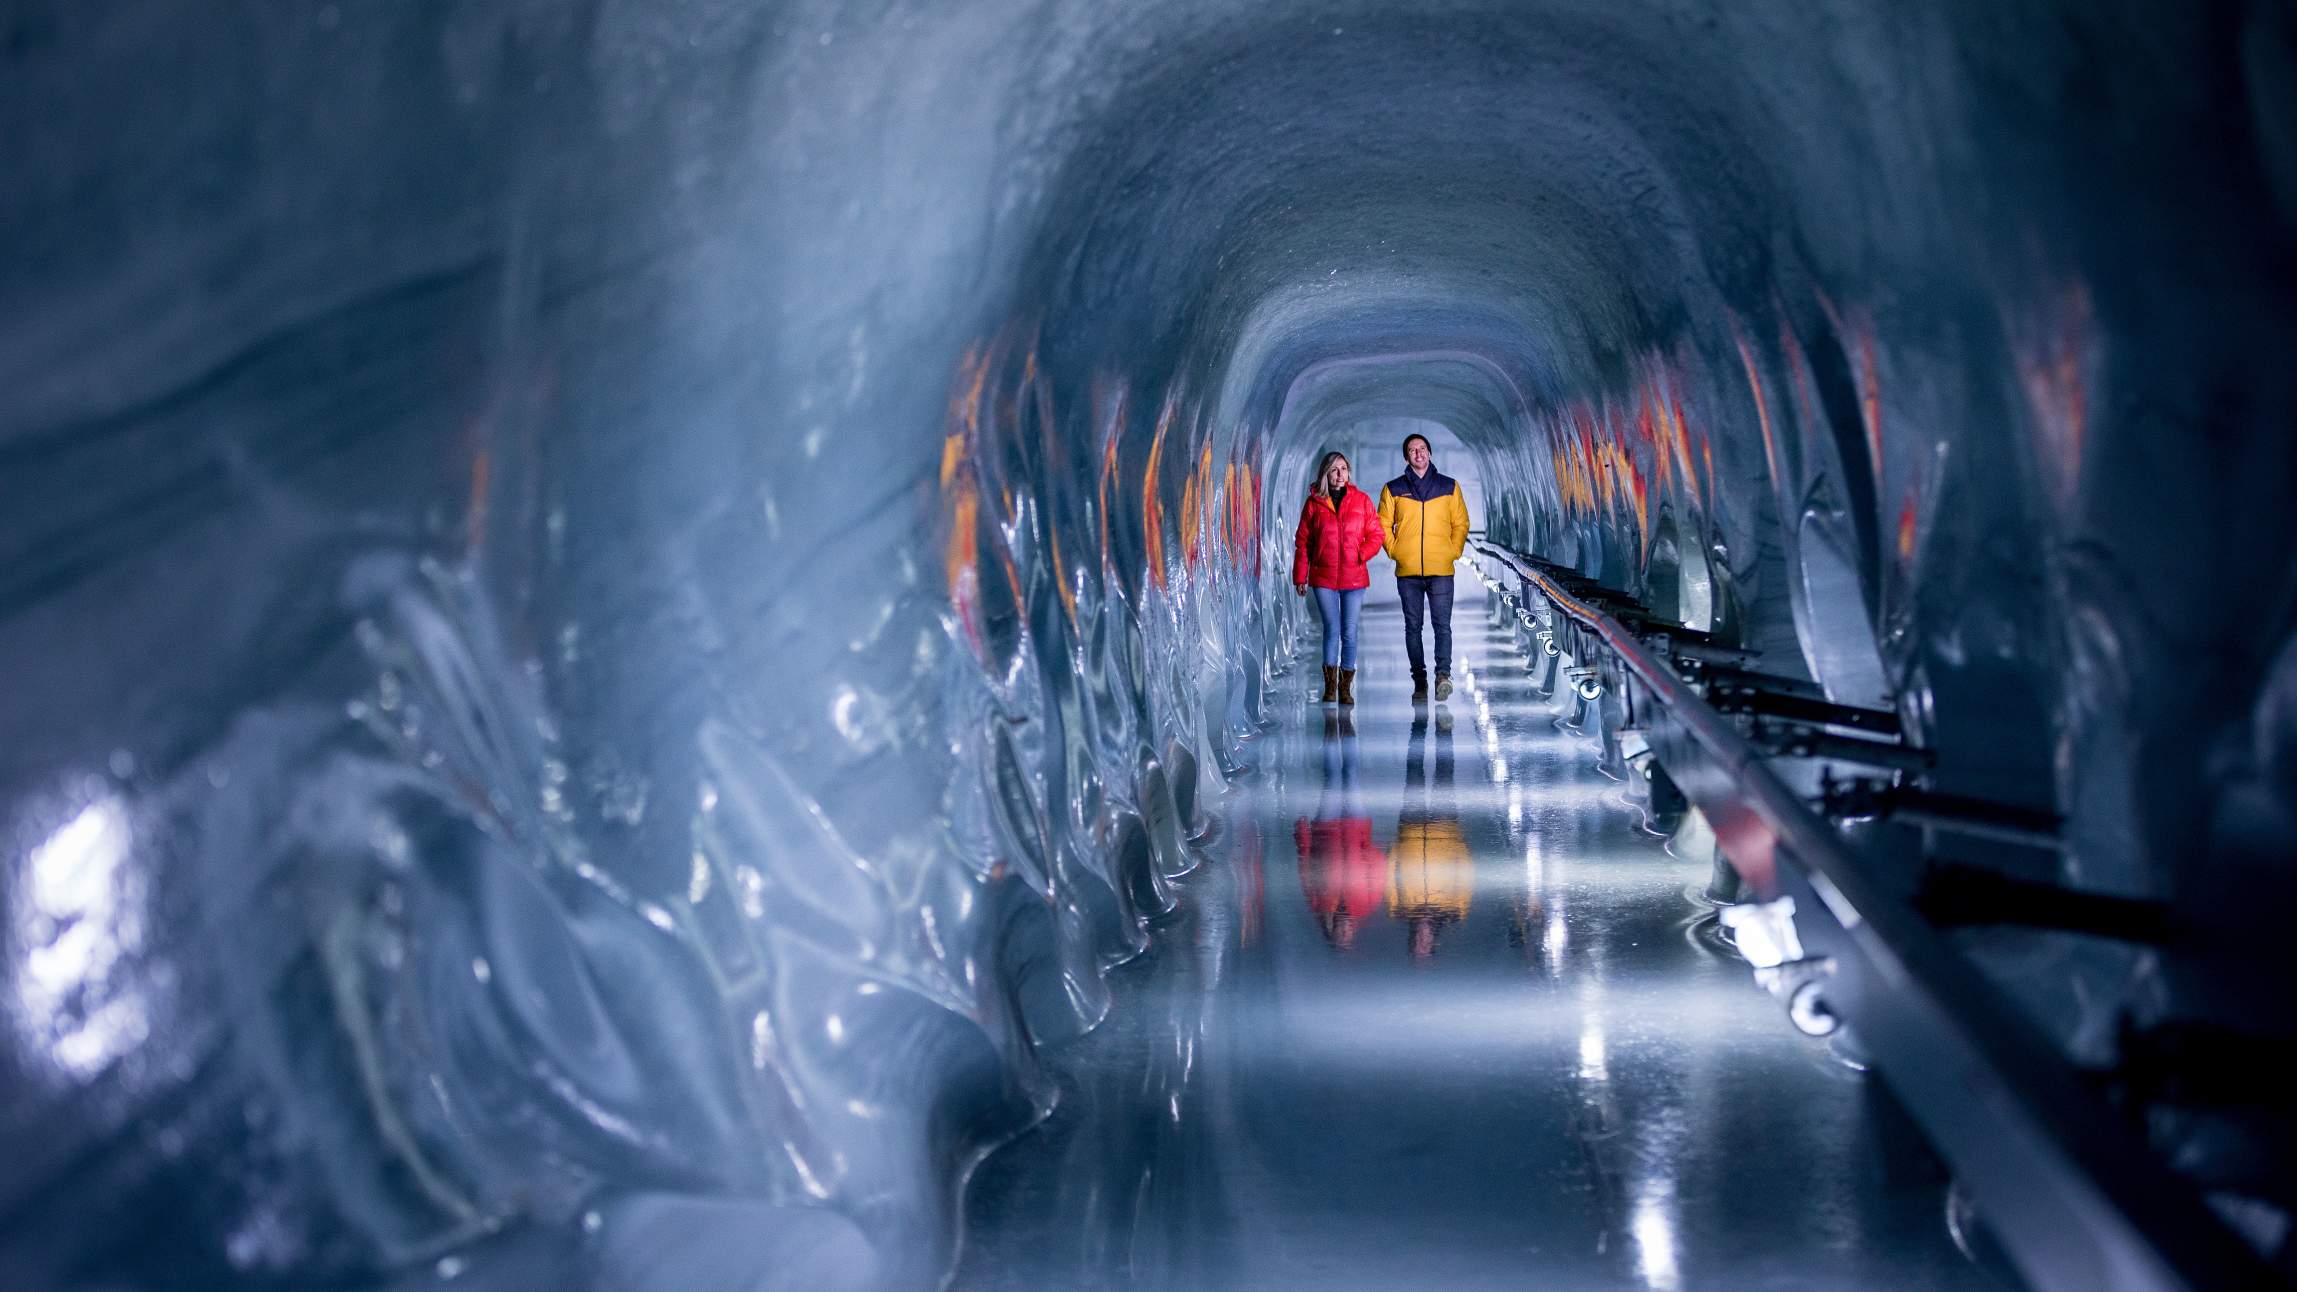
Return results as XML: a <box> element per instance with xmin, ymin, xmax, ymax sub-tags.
<box><xmin>3</xmin><ymin>0</ymin><xmax>2296</xmax><ymax>1288</ymax></box>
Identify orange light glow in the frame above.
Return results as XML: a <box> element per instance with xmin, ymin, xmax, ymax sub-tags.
<box><xmin>2011</xmin><ymin>281</ymin><xmax>2093</xmax><ymax>510</ymax></box>
<box><xmin>946</xmin><ymin>477</ymin><xmax>981</xmax><ymax>648</ymax></box>
<box><xmin>1734</xmin><ymin>325</ymin><xmax>1785</xmax><ymax>501</ymax></box>
<box><xmin>1813</xmin><ymin>290</ymin><xmax>1884</xmax><ymax>483</ymax></box>
<box><xmin>1142</xmin><ymin>394</ymin><xmax>1175</xmax><ymax>592</ymax></box>
<box><xmin>1855</xmin><ymin>324</ymin><xmax>1883</xmax><ymax>482</ymax></box>
<box><xmin>1096</xmin><ymin>377</ymin><xmax>1128</xmax><ymax>575</ymax></box>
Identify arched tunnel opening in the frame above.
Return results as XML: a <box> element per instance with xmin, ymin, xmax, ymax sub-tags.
<box><xmin>5</xmin><ymin>3</ymin><xmax>2297</xmax><ymax>1289</ymax></box>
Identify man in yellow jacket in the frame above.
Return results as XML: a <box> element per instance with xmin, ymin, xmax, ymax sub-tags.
<box><xmin>1377</xmin><ymin>433</ymin><xmax>1471</xmax><ymax>701</ymax></box>
<box><xmin>1390</xmin><ymin>707</ymin><xmax>1470</xmax><ymax>959</ymax></box>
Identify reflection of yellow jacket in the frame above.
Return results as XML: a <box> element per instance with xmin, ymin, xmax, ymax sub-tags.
<box><xmin>1389</xmin><ymin>817</ymin><xmax>1473</xmax><ymax>918</ymax></box>
<box><xmin>1378</xmin><ymin>470</ymin><xmax>1471</xmax><ymax>577</ymax></box>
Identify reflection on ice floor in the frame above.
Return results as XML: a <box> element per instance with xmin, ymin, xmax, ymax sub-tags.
<box><xmin>953</xmin><ymin>575</ymin><xmax>2003</xmax><ymax>1292</ymax></box>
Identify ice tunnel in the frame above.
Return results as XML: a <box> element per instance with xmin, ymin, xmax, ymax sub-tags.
<box><xmin>4</xmin><ymin>1</ymin><xmax>2296</xmax><ymax>1289</ymax></box>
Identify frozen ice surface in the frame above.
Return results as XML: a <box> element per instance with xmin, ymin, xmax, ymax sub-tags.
<box><xmin>2</xmin><ymin>1</ymin><xmax>2294</xmax><ymax>1288</ymax></box>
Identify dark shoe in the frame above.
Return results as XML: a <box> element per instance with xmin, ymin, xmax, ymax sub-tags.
<box><xmin>1320</xmin><ymin>665</ymin><xmax>1339</xmax><ymax>703</ymax></box>
<box><xmin>1411</xmin><ymin>673</ymin><xmax>1429</xmax><ymax>702</ymax></box>
<box><xmin>1338</xmin><ymin>668</ymin><xmax>1357</xmax><ymax>706</ymax></box>
<box><xmin>1434</xmin><ymin>672</ymin><xmax>1452</xmax><ymax>701</ymax></box>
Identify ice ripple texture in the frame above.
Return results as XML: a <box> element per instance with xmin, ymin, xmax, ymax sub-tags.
<box><xmin>0</xmin><ymin>287</ymin><xmax>1288</xmax><ymax>1292</ymax></box>
<box><xmin>7</xmin><ymin>1</ymin><xmax>2297</xmax><ymax>1289</ymax></box>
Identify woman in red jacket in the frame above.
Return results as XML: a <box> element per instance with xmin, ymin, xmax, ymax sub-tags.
<box><xmin>1297</xmin><ymin>711</ymin><xmax>1385</xmax><ymax>951</ymax></box>
<box><xmin>1293</xmin><ymin>450</ymin><xmax>1387</xmax><ymax>705</ymax></box>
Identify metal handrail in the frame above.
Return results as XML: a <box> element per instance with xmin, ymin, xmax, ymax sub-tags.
<box><xmin>1468</xmin><ymin>537</ymin><xmax>2271</xmax><ymax>1292</ymax></box>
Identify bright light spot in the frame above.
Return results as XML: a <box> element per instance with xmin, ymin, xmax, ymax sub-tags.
<box><xmin>53</xmin><ymin>997</ymin><xmax>147</xmax><ymax>1076</ymax></box>
<box><xmin>751</xmin><ymin>1010</ymin><xmax>774</xmax><ymax>1069</ymax></box>
<box><xmin>20</xmin><ymin>795</ymin><xmax>149</xmax><ymax>1078</ymax></box>
<box><xmin>1718</xmin><ymin>897</ymin><xmax>1803</xmax><ymax>969</ymax></box>
<box><xmin>30</xmin><ymin>798</ymin><xmax>127</xmax><ymax>919</ymax></box>
<box><xmin>688</xmin><ymin>850</ymin><xmax>713</xmax><ymax>904</ymax></box>
<box><xmin>1633</xmin><ymin>1186</ymin><xmax>1683</xmax><ymax>1291</ymax></box>
<box><xmin>471</xmin><ymin>957</ymin><xmax>492</xmax><ymax>984</ymax></box>
<box><xmin>825</xmin><ymin>1013</ymin><xmax>847</xmax><ymax>1043</ymax></box>
<box><xmin>785</xmin><ymin>1141</ymin><xmax>834</xmax><ymax>1200</ymax></box>
<box><xmin>1577</xmin><ymin>1018</ymin><xmax>1608</xmax><ymax>1082</ymax></box>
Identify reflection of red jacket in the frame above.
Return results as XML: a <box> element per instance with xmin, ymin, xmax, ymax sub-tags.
<box><xmin>1292</xmin><ymin>487</ymin><xmax>1386</xmax><ymax>591</ymax></box>
<box><xmin>1296</xmin><ymin>817</ymin><xmax>1388</xmax><ymax>919</ymax></box>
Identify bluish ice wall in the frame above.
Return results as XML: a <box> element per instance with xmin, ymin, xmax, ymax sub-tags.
<box><xmin>2</xmin><ymin>1</ymin><xmax>2293</xmax><ymax>1287</ymax></box>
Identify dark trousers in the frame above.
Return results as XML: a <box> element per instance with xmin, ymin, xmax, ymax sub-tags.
<box><xmin>1397</xmin><ymin>574</ymin><xmax>1455</xmax><ymax>677</ymax></box>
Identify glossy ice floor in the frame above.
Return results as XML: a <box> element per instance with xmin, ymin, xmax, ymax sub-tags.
<box><xmin>954</xmin><ymin>572</ymin><xmax>2006</xmax><ymax>1292</ymax></box>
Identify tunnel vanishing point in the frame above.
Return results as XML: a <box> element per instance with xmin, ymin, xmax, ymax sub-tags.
<box><xmin>4</xmin><ymin>2</ymin><xmax>2297</xmax><ymax>1290</ymax></box>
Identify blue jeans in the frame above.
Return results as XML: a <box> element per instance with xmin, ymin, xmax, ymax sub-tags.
<box><xmin>1313</xmin><ymin>586</ymin><xmax>1365</xmax><ymax>668</ymax></box>
<box><xmin>1397</xmin><ymin>574</ymin><xmax>1454</xmax><ymax>677</ymax></box>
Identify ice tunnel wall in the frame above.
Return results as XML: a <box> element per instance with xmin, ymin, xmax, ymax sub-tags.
<box><xmin>3</xmin><ymin>1</ymin><xmax>2296</xmax><ymax>1286</ymax></box>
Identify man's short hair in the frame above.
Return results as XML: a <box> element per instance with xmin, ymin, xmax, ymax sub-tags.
<box><xmin>1401</xmin><ymin>432</ymin><xmax>1432</xmax><ymax>456</ymax></box>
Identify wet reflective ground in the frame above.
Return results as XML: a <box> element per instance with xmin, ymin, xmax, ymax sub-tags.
<box><xmin>954</xmin><ymin>572</ymin><xmax>2004</xmax><ymax>1292</ymax></box>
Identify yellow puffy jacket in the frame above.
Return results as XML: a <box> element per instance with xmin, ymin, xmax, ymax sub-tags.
<box><xmin>1388</xmin><ymin>816</ymin><xmax>1473</xmax><ymax>918</ymax></box>
<box><xmin>1378</xmin><ymin>469</ymin><xmax>1471</xmax><ymax>577</ymax></box>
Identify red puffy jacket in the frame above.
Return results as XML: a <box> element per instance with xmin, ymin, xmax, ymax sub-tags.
<box><xmin>1295</xmin><ymin>816</ymin><xmax>1388</xmax><ymax>921</ymax></box>
<box><xmin>1292</xmin><ymin>486</ymin><xmax>1386</xmax><ymax>591</ymax></box>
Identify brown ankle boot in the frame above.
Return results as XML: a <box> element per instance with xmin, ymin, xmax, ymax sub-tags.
<box><xmin>1410</xmin><ymin>672</ymin><xmax>1429</xmax><ymax>702</ymax></box>
<box><xmin>1338</xmin><ymin>668</ymin><xmax>1357</xmax><ymax>706</ymax></box>
<box><xmin>1320</xmin><ymin>665</ymin><xmax>1339</xmax><ymax>702</ymax></box>
<box><xmin>1434</xmin><ymin>671</ymin><xmax>1452</xmax><ymax>701</ymax></box>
